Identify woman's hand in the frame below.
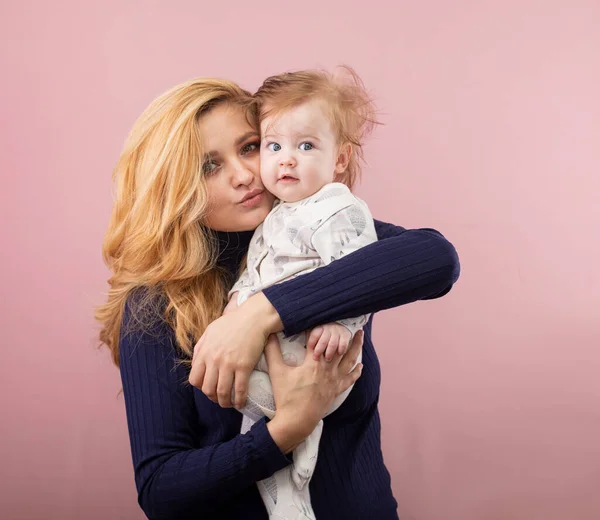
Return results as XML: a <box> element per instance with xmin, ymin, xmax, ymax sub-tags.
<box><xmin>265</xmin><ymin>330</ymin><xmax>364</xmax><ymax>454</ymax></box>
<box><xmin>188</xmin><ymin>292</ymin><xmax>282</xmax><ymax>409</ymax></box>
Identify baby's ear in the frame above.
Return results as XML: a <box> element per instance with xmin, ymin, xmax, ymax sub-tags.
<box><xmin>334</xmin><ymin>143</ymin><xmax>352</xmax><ymax>174</ymax></box>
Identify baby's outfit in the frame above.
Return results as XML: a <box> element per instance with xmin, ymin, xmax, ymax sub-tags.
<box><xmin>229</xmin><ymin>182</ymin><xmax>377</xmax><ymax>520</ymax></box>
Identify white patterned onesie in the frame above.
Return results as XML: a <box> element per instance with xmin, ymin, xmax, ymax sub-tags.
<box><xmin>229</xmin><ymin>182</ymin><xmax>378</xmax><ymax>520</ymax></box>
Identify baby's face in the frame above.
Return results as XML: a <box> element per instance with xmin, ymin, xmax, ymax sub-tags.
<box><xmin>259</xmin><ymin>99</ymin><xmax>344</xmax><ymax>203</ymax></box>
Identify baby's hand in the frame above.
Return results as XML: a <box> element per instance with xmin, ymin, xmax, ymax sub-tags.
<box><xmin>307</xmin><ymin>323</ymin><xmax>352</xmax><ymax>362</ymax></box>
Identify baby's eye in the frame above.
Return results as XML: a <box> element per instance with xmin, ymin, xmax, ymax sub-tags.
<box><xmin>299</xmin><ymin>142</ymin><xmax>313</xmax><ymax>151</ymax></box>
<box><xmin>267</xmin><ymin>142</ymin><xmax>281</xmax><ymax>152</ymax></box>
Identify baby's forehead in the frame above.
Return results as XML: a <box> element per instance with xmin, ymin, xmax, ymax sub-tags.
<box><xmin>260</xmin><ymin>100</ymin><xmax>334</xmax><ymax>136</ymax></box>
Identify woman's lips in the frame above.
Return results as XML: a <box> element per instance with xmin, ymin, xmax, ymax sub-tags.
<box><xmin>240</xmin><ymin>191</ymin><xmax>265</xmax><ymax>207</ymax></box>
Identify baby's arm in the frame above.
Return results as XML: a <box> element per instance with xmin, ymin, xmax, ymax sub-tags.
<box><xmin>309</xmin><ymin>194</ymin><xmax>378</xmax><ymax>359</ymax></box>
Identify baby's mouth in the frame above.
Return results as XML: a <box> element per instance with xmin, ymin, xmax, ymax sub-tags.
<box><xmin>278</xmin><ymin>174</ymin><xmax>299</xmax><ymax>183</ymax></box>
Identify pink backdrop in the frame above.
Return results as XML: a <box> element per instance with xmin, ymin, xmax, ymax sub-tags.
<box><xmin>1</xmin><ymin>1</ymin><xmax>599</xmax><ymax>519</ymax></box>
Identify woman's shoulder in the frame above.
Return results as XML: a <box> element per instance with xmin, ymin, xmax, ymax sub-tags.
<box><xmin>119</xmin><ymin>288</ymin><xmax>193</xmax><ymax>407</ymax></box>
<box><xmin>121</xmin><ymin>287</ymin><xmax>173</xmax><ymax>346</ymax></box>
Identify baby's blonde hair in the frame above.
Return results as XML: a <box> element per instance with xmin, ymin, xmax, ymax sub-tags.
<box><xmin>253</xmin><ymin>65</ymin><xmax>379</xmax><ymax>189</ymax></box>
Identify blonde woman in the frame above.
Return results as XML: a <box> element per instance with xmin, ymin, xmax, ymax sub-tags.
<box><xmin>97</xmin><ymin>77</ymin><xmax>459</xmax><ymax>520</ymax></box>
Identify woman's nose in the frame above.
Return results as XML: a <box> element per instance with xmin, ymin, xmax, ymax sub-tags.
<box><xmin>231</xmin><ymin>162</ymin><xmax>254</xmax><ymax>187</ymax></box>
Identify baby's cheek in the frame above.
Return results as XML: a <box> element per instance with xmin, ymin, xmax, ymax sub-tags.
<box><xmin>259</xmin><ymin>157</ymin><xmax>275</xmax><ymax>180</ymax></box>
<box><xmin>261</xmin><ymin>173</ymin><xmax>277</xmax><ymax>195</ymax></box>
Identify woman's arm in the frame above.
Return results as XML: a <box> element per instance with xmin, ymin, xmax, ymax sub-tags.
<box><xmin>120</xmin><ymin>298</ymin><xmax>363</xmax><ymax>519</ymax></box>
<box><xmin>263</xmin><ymin>219</ymin><xmax>460</xmax><ymax>335</ymax></box>
<box><xmin>192</xmin><ymin>219</ymin><xmax>459</xmax><ymax>406</ymax></box>
<box><xmin>119</xmin><ymin>301</ymin><xmax>291</xmax><ymax>520</ymax></box>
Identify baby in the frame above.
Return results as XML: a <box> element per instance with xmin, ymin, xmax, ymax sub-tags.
<box><xmin>228</xmin><ymin>67</ymin><xmax>379</xmax><ymax>520</ymax></box>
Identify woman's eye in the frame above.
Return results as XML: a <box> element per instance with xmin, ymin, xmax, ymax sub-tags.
<box><xmin>299</xmin><ymin>142</ymin><xmax>313</xmax><ymax>151</ymax></box>
<box><xmin>267</xmin><ymin>142</ymin><xmax>281</xmax><ymax>152</ymax></box>
<box><xmin>202</xmin><ymin>160</ymin><xmax>219</xmax><ymax>175</ymax></box>
<box><xmin>241</xmin><ymin>142</ymin><xmax>259</xmax><ymax>154</ymax></box>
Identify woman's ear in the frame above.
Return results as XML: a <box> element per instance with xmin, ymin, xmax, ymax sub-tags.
<box><xmin>334</xmin><ymin>143</ymin><xmax>352</xmax><ymax>174</ymax></box>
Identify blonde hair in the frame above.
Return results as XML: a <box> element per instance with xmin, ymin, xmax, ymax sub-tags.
<box><xmin>96</xmin><ymin>78</ymin><xmax>256</xmax><ymax>367</ymax></box>
<box><xmin>253</xmin><ymin>65</ymin><xmax>380</xmax><ymax>189</ymax></box>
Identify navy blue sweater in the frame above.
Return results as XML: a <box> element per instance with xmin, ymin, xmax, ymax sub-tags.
<box><xmin>119</xmin><ymin>220</ymin><xmax>460</xmax><ymax>520</ymax></box>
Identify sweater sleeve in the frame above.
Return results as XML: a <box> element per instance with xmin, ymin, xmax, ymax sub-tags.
<box><xmin>262</xmin><ymin>219</ymin><xmax>460</xmax><ymax>336</ymax></box>
<box><xmin>310</xmin><ymin>198</ymin><xmax>378</xmax><ymax>337</ymax></box>
<box><xmin>119</xmin><ymin>300</ymin><xmax>291</xmax><ymax>520</ymax></box>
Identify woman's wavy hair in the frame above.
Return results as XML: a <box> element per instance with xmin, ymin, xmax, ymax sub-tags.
<box><xmin>96</xmin><ymin>78</ymin><xmax>256</xmax><ymax>366</ymax></box>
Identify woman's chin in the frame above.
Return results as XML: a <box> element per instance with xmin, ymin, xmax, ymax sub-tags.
<box><xmin>234</xmin><ymin>201</ymin><xmax>272</xmax><ymax>231</ymax></box>
<box><xmin>247</xmin><ymin>205</ymin><xmax>272</xmax><ymax>229</ymax></box>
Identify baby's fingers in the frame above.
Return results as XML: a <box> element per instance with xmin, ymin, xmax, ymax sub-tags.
<box><xmin>324</xmin><ymin>334</ymin><xmax>340</xmax><ymax>362</ymax></box>
<box><xmin>337</xmin><ymin>335</ymin><xmax>350</xmax><ymax>356</ymax></box>
<box><xmin>308</xmin><ymin>327</ymin><xmax>323</xmax><ymax>357</ymax></box>
<box><xmin>313</xmin><ymin>329</ymin><xmax>331</xmax><ymax>360</ymax></box>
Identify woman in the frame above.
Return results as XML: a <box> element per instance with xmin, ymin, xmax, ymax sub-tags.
<box><xmin>97</xmin><ymin>77</ymin><xmax>459</xmax><ymax>520</ymax></box>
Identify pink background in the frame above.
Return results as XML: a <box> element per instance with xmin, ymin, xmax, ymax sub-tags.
<box><xmin>1</xmin><ymin>1</ymin><xmax>599</xmax><ymax>519</ymax></box>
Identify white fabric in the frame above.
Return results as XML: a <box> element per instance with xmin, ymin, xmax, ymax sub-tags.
<box><xmin>231</xmin><ymin>182</ymin><xmax>377</xmax><ymax>519</ymax></box>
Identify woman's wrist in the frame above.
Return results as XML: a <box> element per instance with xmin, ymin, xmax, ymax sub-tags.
<box><xmin>266</xmin><ymin>413</ymin><xmax>306</xmax><ymax>454</ymax></box>
<box><xmin>243</xmin><ymin>292</ymin><xmax>283</xmax><ymax>335</ymax></box>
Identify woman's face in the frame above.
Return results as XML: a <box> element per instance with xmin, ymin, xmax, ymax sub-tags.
<box><xmin>199</xmin><ymin>103</ymin><xmax>275</xmax><ymax>232</ymax></box>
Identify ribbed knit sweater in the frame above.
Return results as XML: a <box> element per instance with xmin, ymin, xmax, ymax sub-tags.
<box><xmin>119</xmin><ymin>219</ymin><xmax>460</xmax><ymax>520</ymax></box>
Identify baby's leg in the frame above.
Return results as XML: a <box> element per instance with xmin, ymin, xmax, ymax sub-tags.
<box><xmin>239</xmin><ymin>333</ymin><xmax>305</xmax><ymax>430</ymax></box>
<box><xmin>238</xmin><ymin>343</ymin><xmax>280</xmax><ymax>423</ymax></box>
<box><xmin>277</xmin><ymin>330</ymin><xmax>307</xmax><ymax>367</ymax></box>
<box><xmin>240</xmin><ymin>371</ymin><xmax>276</xmax><ymax>421</ymax></box>
<box><xmin>260</xmin><ymin>331</ymin><xmax>317</xmax><ymax>519</ymax></box>
<box><xmin>237</xmin><ymin>336</ymin><xmax>280</xmax><ymax>435</ymax></box>
<box><xmin>290</xmin><ymin>331</ymin><xmax>362</xmax><ymax>492</ymax></box>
